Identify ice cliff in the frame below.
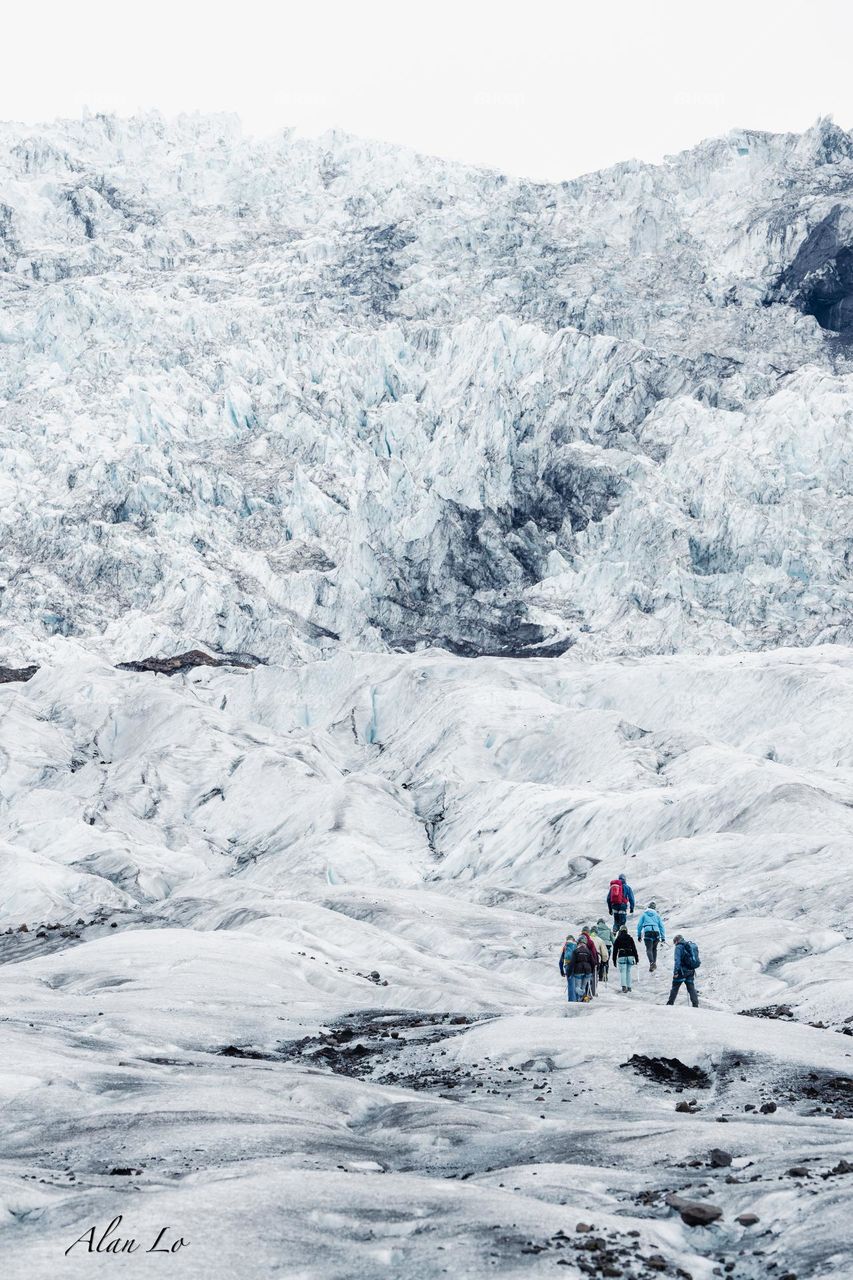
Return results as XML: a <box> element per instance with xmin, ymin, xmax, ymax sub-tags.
<box><xmin>3</xmin><ymin>112</ymin><xmax>853</xmax><ymax>664</ymax></box>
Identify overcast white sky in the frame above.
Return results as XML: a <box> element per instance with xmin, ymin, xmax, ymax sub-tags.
<box><xmin>4</xmin><ymin>0</ymin><xmax>852</xmax><ymax>180</ymax></box>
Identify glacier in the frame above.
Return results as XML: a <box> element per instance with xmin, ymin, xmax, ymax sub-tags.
<box><xmin>1</xmin><ymin>113</ymin><xmax>853</xmax><ymax>1279</ymax></box>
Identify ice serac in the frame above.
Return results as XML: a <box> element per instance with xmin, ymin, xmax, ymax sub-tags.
<box><xmin>2</xmin><ymin>113</ymin><xmax>853</xmax><ymax>661</ymax></box>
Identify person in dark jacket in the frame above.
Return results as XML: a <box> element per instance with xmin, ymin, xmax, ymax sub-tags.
<box><xmin>666</xmin><ymin>934</ymin><xmax>699</xmax><ymax>1007</ymax></box>
<box><xmin>580</xmin><ymin>928</ymin><xmax>600</xmax><ymax>997</ymax></box>
<box><xmin>607</xmin><ymin>874</ymin><xmax>635</xmax><ymax>931</ymax></box>
<box><xmin>612</xmin><ymin>925</ymin><xmax>639</xmax><ymax>992</ymax></box>
<box><xmin>558</xmin><ymin>934</ymin><xmax>577</xmax><ymax>1002</ymax></box>
<box><xmin>567</xmin><ymin>932</ymin><xmax>595</xmax><ymax>1001</ymax></box>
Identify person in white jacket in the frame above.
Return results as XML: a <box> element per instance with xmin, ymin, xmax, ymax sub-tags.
<box><xmin>636</xmin><ymin>902</ymin><xmax>666</xmax><ymax>971</ymax></box>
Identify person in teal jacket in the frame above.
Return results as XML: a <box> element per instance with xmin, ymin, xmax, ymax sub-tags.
<box><xmin>636</xmin><ymin>901</ymin><xmax>666</xmax><ymax>971</ymax></box>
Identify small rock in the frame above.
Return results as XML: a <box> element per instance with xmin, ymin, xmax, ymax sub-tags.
<box><xmin>788</xmin><ymin>1167</ymin><xmax>809</xmax><ymax>1177</ymax></box>
<box><xmin>708</xmin><ymin>1149</ymin><xmax>733</xmax><ymax>1168</ymax></box>
<box><xmin>110</xmin><ymin>922</ymin><xmax>118</xmax><ymax>928</ymax></box>
<box><xmin>17</xmin><ymin>924</ymin><xmax>28</xmax><ymax>933</ymax></box>
<box><xmin>829</xmin><ymin>1159</ymin><xmax>853</xmax><ymax>1176</ymax></box>
<box><xmin>759</xmin><ymin>1101</ymin><xmax>777</xmax><ymax>1114</ymax></box>
<box><xmin>575</xmin><ymin>1222</ymin><xmax>592</xmax><ymax>1232</ymax></box>
<box><xmin>665</xmin><ymin>1194</ymin><xmax>723</xmax><ymax>1227</ymax></box>
<box><xmin>736</xmin><ymin>1213</ymin><xmax>759</xmax><ymax>1226</ymax></box>
<box><xmin>646</xmin><ymin>1256</ymin><xmax>667</xmax><ymax>1271</ymax></box>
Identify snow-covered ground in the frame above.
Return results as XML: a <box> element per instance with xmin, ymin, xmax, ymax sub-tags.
<box><xmin>1</xmin><ymin>645</ymin><xmax>852</xmax><ymax>1278</ymax></box>
<box><xmin>2</xmin><ymin>113</ymin><xmax>853</xmax><ymax>1277</ymax></box>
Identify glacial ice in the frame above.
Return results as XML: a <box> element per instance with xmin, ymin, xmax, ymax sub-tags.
<box><xmin>1</xmin><ymin>114</ymin><xmax>853</xmax><ymax>1278</ymax></box>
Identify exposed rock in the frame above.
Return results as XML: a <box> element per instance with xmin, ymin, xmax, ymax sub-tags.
<box><xmin>117</xmin><ymin>649</ymin><xmax>262</xmax><ymax>676</ymax></box>
<box><xmin>708</xmin><ymin>1149</ymin><xmax>733</xmax><ymax>1168</ymax></box>
<box><xmin>665</xmin><ymin>1194</ymin><xmax>723</xmax><ymax>1227</ymax></box>
<box><xmin>0</xmin><ymin>664</ymin><xmax>38</xmax><ymax>684</ymax></box>
<box><xmin>623</xmin><ymin>1055</ymin><xmax>711</xmax><ymax>1088</ymax></box>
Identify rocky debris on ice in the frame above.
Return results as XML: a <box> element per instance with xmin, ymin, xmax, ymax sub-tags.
<box><xmin>116</xmin><ymin>648</ymin><xmax>262</xmax><ymax>675</ymax></box>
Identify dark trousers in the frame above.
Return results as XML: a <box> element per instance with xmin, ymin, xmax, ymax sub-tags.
<box><xmin>612</xmin><ymin>909</ymin><xmax>627</xmax><ymax>930</ymax></box>
<box><xmin>667</xmin><ymin>976</ymin><xmax>699</xmax><ymax>1007</ymax></box>
<box><xmin>644</xmin><ymin>933</ymin><xmax>659</xmax><ymax>965</ymax></box>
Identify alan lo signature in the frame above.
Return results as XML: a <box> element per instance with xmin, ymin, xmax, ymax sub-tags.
<box><xmin>65</xmin><ymin>1215</ymin><xmax>189</xmax><ymax>1256</ymax></box>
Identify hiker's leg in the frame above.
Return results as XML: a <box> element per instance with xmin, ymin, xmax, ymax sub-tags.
<box><xmin>625</xmin><ymin>961</ymin><xmax>633</xmax><ymax>990</ymax></box>
<box><xmin>667</xmin><ymin>978</ymin><xmax>682</xmax><ymax>1005</ymax></box>
<box><xmin>644</xmin><ymin>935</ymin><xmax>654</xmax><ymax>964</ymax></box>
<box><xmin>650</xmin><ymin>935</ymin><xmax>659</xmax><ymax>965</ymax></box>
<box><xmin>686</xmin><ymin>978</ymin><xmax>699</xmax><ymax>1007</ymax></box>
<box><xmin>567</xmin><ymin>975</ymin><xmax>576</xmax><ymax>1003</ymax></box>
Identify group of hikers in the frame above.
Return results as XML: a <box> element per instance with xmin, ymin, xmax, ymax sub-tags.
<box><xmin>557</xmin><ymin>874</ymin><xmax>701</xmax><ymax>1008</ymax></box>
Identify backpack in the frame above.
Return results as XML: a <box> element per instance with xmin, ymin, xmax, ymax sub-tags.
<box><xmin>609</xmin><ymin>878</ymin><xmax>627</xmax><ymax>907</ymax></box>
<box><xmin>683</xmin><ymin>940</ymin><xmax>701</xmax><ymax>970</ymax></box>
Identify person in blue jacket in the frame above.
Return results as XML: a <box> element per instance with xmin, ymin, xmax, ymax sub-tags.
<box><xmin>606</xmin><ymin>874</ymin><xmax>635</xmax><ymax>930</ymax></box>
<box><xmin>558</xmin><ymin>934</ymin><xmax>578</xmax><ymax>1003</ymax></box>
<box><xmin>666</xmin><ymin>934</ymin><xmax>700</xmax><ymax>1007</ymax></box>
<box><xmin>636</xmin><ymin>901</ymin><xmax>666</xmax><ymax>971</ymax></box>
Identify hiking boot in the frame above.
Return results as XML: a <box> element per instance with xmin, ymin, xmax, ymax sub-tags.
<box><xmin>621</xmin><ymin>985</ymin><xmax>628</xmax><ymax>993</ymax></box>
<box><xmin>650</xmin><ymin>963</ymin><xmax>656</xmax><ymax>972</ymax></box>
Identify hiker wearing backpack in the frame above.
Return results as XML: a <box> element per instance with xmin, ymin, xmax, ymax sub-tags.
<box><xmin>612</xmin><ymin>925</ymin><xmax>639</xmax><ymax>993</ymax></box>
<box><xmin>636</xmin><ymin>901</ymin><xmax>666</xmax><ymax>971</ymax></box>
<box><xmin>566</xmin><ymin>931</ymin><xmax>596</xmax><ymax>1001</ymax></box>
<box><xmin>590</xmin><ymin>926</ymin><xmax>610</xmax><ymax>983</ymax></box>
<box><xmin>667</xmin><ymin>935</ymin><xmax>700</xmax><ymax>1007</ymax></box>
<box><xmin>595</xmin><ymin>918</ymin><xmax>613</xmax><ymax>953</ymax></box>
<box><xmin>558</xmin><ymin>934</ymin><xmax>578</xmax><ymax>1002</ymax></box>
<box><xmin>607</xmin><ymin>874</ymin><xmax>635</xmax><ymax>930</ymax></box>
<box><xmin>580</xmin><ymin>928</ymin><xmax>601</xmax><ymax>996</ymax></box>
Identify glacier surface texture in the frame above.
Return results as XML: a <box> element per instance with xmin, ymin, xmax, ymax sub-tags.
<box><xmin>1</xmin><ymin>114</ymin><xmax>853</xmax><ymax>1279</ymax></box>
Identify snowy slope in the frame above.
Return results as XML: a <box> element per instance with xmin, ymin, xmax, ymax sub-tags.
<box><xmin>1</xmin><ymin>115</ymin><xmax>853</xmax><ymax>1280</ymax></box>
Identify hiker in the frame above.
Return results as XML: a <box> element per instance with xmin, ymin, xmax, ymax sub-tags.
<box><xmin>612</xmin><ymin>925</ymin><xmax>639</xmax><ymax>993</ymax></box>
<box><xmin>667</xmin><ymin>935</ymin><xmax>700</xmax><ymax>1008</ymax></box>
<box><xmin>558</xmin><ymin>934</ymin><xmax>578</xmax><ymax>1002</ymax></box>
<box><xmin>607</xmin><ymin>874</ymin><xmax>635</xmax><ymax>931</ymax></box>
<box><xmin>567</xmin><ymin>930</ymin><xmax>596</xmax><ymax>1002</ymax></box>
<box><xmin>580</xmin><ymin>927</ymin><xmax>601</xmax><ymax>997</ymax></box>
<box><xmin>590</xmin><ymin>926</ymin><xmax>609</xmax><ymax>983</ymax></box>
<box><xmin>636</xmin><ymin>901</ymin><xmax>666</xmax><ymax>971</ymax></box>
<box><xmin>595</xmin><ymin>918</ymin><xmax>614</xmax><ymax>952</ymax></box>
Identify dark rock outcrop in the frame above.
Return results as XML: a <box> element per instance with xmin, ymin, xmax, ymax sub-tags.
<box><xmin>0</xmin><ymin>664</ymin><xmax>39</xmax><ymax>684</ymax></box>
<box><xmin>117</xmin><ymin>649</ymin><xmax>262</xmax><ymax>676</ymax></box>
